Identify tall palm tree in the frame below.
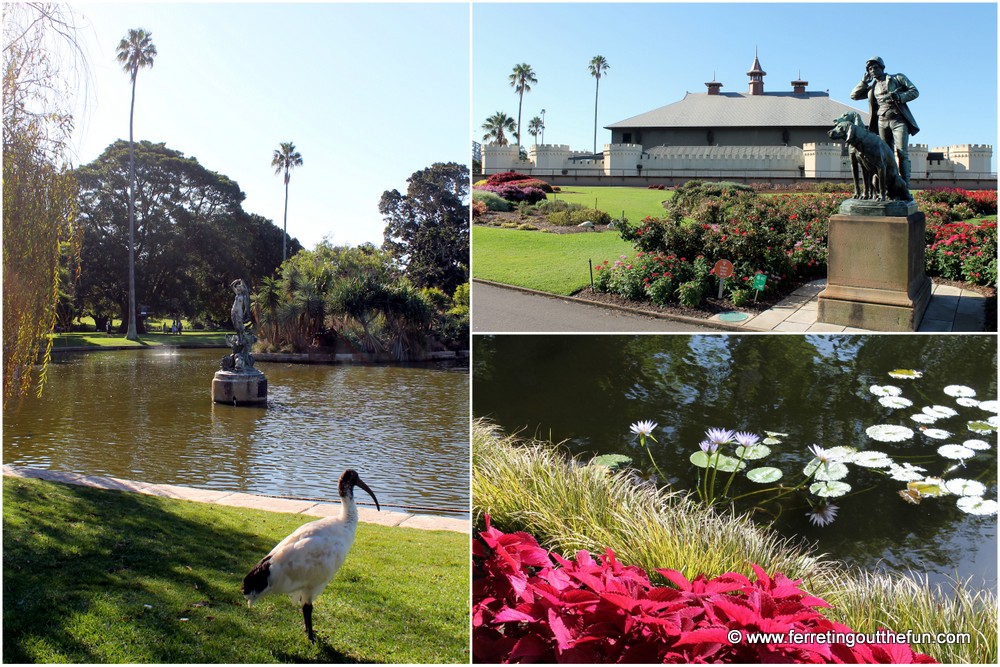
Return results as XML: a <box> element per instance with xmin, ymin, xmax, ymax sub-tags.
<box><xmin>527</xmin><ymin>116</ymin><xmax>544</xmax><ymax>146</ymax></box>
<box><xmin>271</xmin><ymin>141</ymin><xmax>303</xmax><ymax>263</ymax></box>
<box><xmin>508</xmin><ymin>63</ymin><xmax>536</xmax><ymax>147</ymax></box>
<box><xmin>588</xmin><ymin>55</ymin><xmax>610</xmax><ymax>155</ymax></box>
<box><xmin>481</xmin><ymin>111</ymin><xmax>517</xmax><ymax>146</ymax></box>
<box><xmin>115</xmin><ymin>28</ymin><xmax>157</xmax><ymax>341</ymax></box>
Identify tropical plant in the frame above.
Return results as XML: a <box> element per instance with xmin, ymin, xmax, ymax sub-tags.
<box><xmin>508</xmin><ymin>63</ymin><xmax>536</xmax><ymax>147</ymax></box>
<box><xmin>588</xmin><ymin>55</ymin><xmax>610</xmax><ymax>154</ymax></box>
<box><xmin>116</xmin><ymin>27</ymin><xmax>157</xmax><ymax>341</ymax></box>
<box><xmin>481</xmin><ymin>111</ymin><xmax>516</xmax><ymax>146</ymax></box>
<box><xmin>527</xmin><ymin>115</ymin><xmax>543</xmax><ymax>146</ymax></box>
<box><xmin>271</xmin><ymin>141</ymin><xmax>303</xmax><ymax>263</ymax></box>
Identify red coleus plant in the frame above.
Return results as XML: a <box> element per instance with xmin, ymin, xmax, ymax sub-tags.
<box><xmin>473</xmin><ymin>516</ymin><xmax>937</xmax><ymax>664</ymax></box>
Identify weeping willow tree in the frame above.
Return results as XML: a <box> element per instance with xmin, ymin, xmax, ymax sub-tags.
<box><xmin>3</xmin><ymin>3</ymin><xmax>86</xmax><ymax>409</ymax></box>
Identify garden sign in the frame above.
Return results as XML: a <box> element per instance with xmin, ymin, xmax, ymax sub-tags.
<box><xmin>713</xmin><ymin>259</ymin><xmax>734</xmax><ymax>298</ymax></box>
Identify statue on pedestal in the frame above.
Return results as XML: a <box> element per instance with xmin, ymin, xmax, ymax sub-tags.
<box><xmin>222</xmin><ymin>278</ymin><xmax>257</xmax><ymax>372</ymax></box>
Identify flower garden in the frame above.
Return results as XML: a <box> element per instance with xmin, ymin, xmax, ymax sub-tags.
<box><xmin>473</xmin><ymin>174</ymin><xmax>998</xmax><ymax>311</ymax></box>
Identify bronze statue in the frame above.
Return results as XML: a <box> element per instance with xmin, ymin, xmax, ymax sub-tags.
<box><xmin>850</xmin><ymin>56</ymin><xmax>919</xmax><ymax>193</ymax></box>
<box><xmin>222</xmin><ymin>278</ymin><xmax>257</xmax><ymax>372</ymax></box>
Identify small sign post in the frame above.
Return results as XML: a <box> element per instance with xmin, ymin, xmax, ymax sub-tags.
<box><xmin>752</xmin><ymin>273</ymin><xmax>767</xmax><ymax>302</ymax></box>
<box><xmin>713</xmin><ymin>259</ymin><xmax>734</xmax><ymax>299</ymax></box>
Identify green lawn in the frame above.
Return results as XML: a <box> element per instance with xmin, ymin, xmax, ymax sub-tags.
<box><xmin>473</xmin><ymin>225</ymin><xmax>633</xmax><ymax>295</ymax></box>
<box><xmin>3</xmin><ymin>476</ymin><xmax>469</xmax><ymax>663</ymax></box>
<box><xmin>550</xmin><ymin>186</ymin><xmax>674</xmax><ymax>223</ymax></box>
<box><xmin>50</xmin><ymin>330</ymin><xmax>229</xmax><ymax>349</ymax></box>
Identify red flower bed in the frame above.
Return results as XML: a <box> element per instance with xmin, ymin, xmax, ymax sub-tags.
<box><xmin>486</xmin><ymin>171</ymin><xmax>535</xmax><ymax>186</ymax></box>
<box><xmin>473</xmin><ymin>517</ymin><xmax>937</xmax><ymax>664</ymax></box>
<box><xmin>926</xmin><ymin>219</ymin><xmax>997</xmax><ymax>286</ymax></box>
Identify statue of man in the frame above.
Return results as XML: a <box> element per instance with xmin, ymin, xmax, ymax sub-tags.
<box><xmin>851</xmin><ymin>56</ymin><xmax>919</xmax><ymax>188</ymax></box>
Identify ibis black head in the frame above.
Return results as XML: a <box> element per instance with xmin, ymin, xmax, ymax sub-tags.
<box><xmin>339</xmin><ymin>469</ymin><xmax>380</xmax><ymax>511</ymax></box>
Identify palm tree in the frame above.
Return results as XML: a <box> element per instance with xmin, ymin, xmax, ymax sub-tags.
<box><xmin>481</xmin><ymin>111</ymin><xmax>517</xmax><ymax>146</ymax></box>
<box><xmin>508</xmin><ymin>63</ymin><xmax>536</xmax><ymax>147</ymax></box>
<box><xmin>115</xmin><ymin>28</ymin><xmax>157</xmax><ymax>341</ymax></box>
<box><xmin>271</xmin><ymin>141</ymin><xmax>303</xmax><ymax>263</ymax></box>
<box><xmin>527</xmin><ymin>116</ymin><xmax>544</xmax><ymax>146</ymax></box>
<box><xmin>588</xmin><ymin>55</ymin><xmax>610</xmax><ymax>155</ymax></box>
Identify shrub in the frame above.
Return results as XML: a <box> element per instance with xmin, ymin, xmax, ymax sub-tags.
<box><xmin>534</xmin><ymin>199</ymin><xmax>582</xmax><ymax>214</ymax></box>
<box><xmin>548</xmin><ymin>207</ymin><xmax>612</xmax><ymax>227</ymax></box>
<box><xmin>472</xmin><ymin>190</ymin><xmax>512</xmax><ymax>212</ymax></box>
<box><xmin>485</xmin><ymin>171</ymin><xmax>533</xmax><ymax>185</ymax></box>
<box><xmin>729</xmin><ymin>288</ymin><xmax>751</xmax><ymax>307</ymax></box>
<box><xmin>472</xmin><ymin>518</ymin><xmax>937</xmax><ymax>664</ymax></box>
<box><xmin>646</xmin><ymin>275</ymin><xmax>676</xmax><ymax>306</ymax></box>
<box><xmin>474</xmin><ymin>183</ymin><xmax>547</xmax><ymax>205</ymax></box>
<box><xmin>678</xmin><ymin>279</ymin><xmax>704</xmax><ymax>307</ymax></box>
<box><xmin>508</xmin><ymin>177</ymin><xmax>554</xmax><ymax>193</ymax></box>
<box><xmin>471</xmin><ymin>199</ymin><xmax>488</xmax><ymax>218</ymax></box>
<box><xmin>516</xmin><ymin>223</ymin><xmax>538</xmax><ymax>231</ymax></box>
<box><xmin>926</xmin><ymin>220</ymin><xmax>997</xmax><ymax>286</ymax></box>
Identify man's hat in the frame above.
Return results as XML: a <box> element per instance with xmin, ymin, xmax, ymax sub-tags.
<box><xmin>866</xmin><ymin>56</ymin><xmax>885</xmax><ymax>69</ymax></box>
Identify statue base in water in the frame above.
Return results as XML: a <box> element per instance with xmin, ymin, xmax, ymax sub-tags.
<box><xmin>212</xmin><ymin>369</ymin><xmax>268</xmax><ymax>405</ymax></box>
<box><xmin>817</xmin><ymin>210</ymin><xmax>930</xmax><ymax>331</ymax></box>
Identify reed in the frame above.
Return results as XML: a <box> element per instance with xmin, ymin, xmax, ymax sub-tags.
<box><xmin>472</xmin><ymin>420</ymin><xmax>997</xmax><ymax>664</ymax></box>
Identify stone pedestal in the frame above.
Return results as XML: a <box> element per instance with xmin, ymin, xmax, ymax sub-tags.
<box><xmin>817</xmin><ymin>201</ymin><xmax>930</xmax><ymax>331</ymax></box>
<box><xmin>212</xmin><ymin>369</ymin><xmax>268</xmax><ymax>405</ymax></box>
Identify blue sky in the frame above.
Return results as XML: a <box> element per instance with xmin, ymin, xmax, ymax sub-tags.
<box><xmin>69</xmin><ymin>2</ymin><xmax>470</xmax><ymax>250</ymax></box>
<box><xmin>473</xmin><ymin>2</ymin><xmax>998</xmax><ymax>171</ymax></box>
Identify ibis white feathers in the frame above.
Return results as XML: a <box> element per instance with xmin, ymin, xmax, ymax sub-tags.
<box><xmin>242</xmin><ymin>469</ymin><xmax>380</xmax><ymax>642</ymax></box>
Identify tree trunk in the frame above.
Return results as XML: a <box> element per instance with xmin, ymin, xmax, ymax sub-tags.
<box><xmin>593</xmin><ymin>77</ymin><xmax>600</xmax><ymax>155</ymax></box>
<box><xmin>126</xmin><ymin>71</ymin><xmax>139</xmax><ymax>341</ymax></box>
<box><xmin>282</xmin><ymin>174</ymin><xmax>289</xmax><ymax>263</ymax></box>
<box><xmin>516</xmin><ymin>90</ymin><xmax>524</xmax><ymax>147</ymax></box>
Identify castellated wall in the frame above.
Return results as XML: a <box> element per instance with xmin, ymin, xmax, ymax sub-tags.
<box><xmin>482</xmin><ymin>141</ymin><xmax>994</xmax><ymax>182</ymax></box>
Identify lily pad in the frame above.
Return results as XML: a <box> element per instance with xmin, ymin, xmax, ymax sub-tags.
<box><xmin>866</xmin><ymin>424</ymin><xmax>915</xmax><ymax>442</ymax></box>
<box><xmin>977</xmin><ymin>400</ymin><xmax>998</xmax><ymax>413</ymax></box>
<box><xmin>888</xmin><ymin>369</ymin><xmax>923</xmax><ymax>379</ymax></box>
<box><xmin>922</xmin><ymin>405</ymin><xmax>958</xmax><ymax>419</ymax></box>
<box><xmin>909</xmin><ymin>477</ymin><xmax>947</xmax><ymax>497</ymax></box>
<box><xmin>735</xmin><ymin>444</ymin><xmax>771</xmax><ymax>460</ymax></box>
<box><xmin>804</xmin><ymin>460</ymin><xmax>850</xmax><ymax>481</ymax></box>
<box><xmin>957</xmin><ymin>496</ymin><xmax>999</xmax><ymax>516</ymax></box>
<box><xmin>809</xmin><ymin>481</ymin><xmax>852</xmax><ymax>498</ymax></box>
<box><xmin>887</xmin><ymin>463</ymin><xmax>927</xmax><ymax>482</ymax></box>
<box><xmin>910</xmin><ymin>414</ymin><xmax>937</xmax><ymax>424</ymax></box>
<box><xmin>938</xmin><ymin>444</ymin><xmax>975</xmax><ymax>460</ymax></box>
<box><xmin>590</xmin><ymin>454</ymin><xmax>632</xmax><ymax>470</ymax></box>
<box><xmin>689</xmin><ymin>452</ymin><xmax>745</xmax><ymax>472</ymax></box>
<box><xmin>922</xmin><ymin>428</ymin><xmax>951</xmax><ymax>440</ymax></box>
<box><xmin>944</xmin><ymin>478</ymin><xmax>987</xmax><ymax>497</ymax></box>
<box><xmin>879</xmin><ymin>396</ymin><xmax>913</xmax><ymax>409</ymax></box>
<box><xmin>963</xmin><ymin>439</ymin><xmax>991</xmax><ymax>451</ymax></box>
<box><xmin>944</xmin><ymin>385</ymin><xmax>976</xmax><ymax>398</ymax></box>
<box><xmin>956</xmin><ymin>397</ymin><xmax>980</xmax><ymax>408</ymax></box>
<box><xmin>967</xmin><ymin>420</ymin><xmax>996</xmax><ymax>434</ymax></box>
<box><xmin>850</xmin><ymin>451</ymin><xmax>893</xmax><ymax>468</ymax></box>
<box><xmin>746</xmin><ymin>467</ymin><xmax>783</xmax><ymax>484</ymax></box>
<box><xmin>869</xmin><ymin>385</ymin><xmax>902</xmax><ymax>397</ymax></box>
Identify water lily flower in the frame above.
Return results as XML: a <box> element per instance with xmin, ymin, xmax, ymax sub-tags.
<box><xmin>704</xmin><ymin>428</ymin><xmax>735</xmax><ymax>447</ymax></box>
<box><xmin>629</xmin><ymin>420</ymin><xmax>658</xmax><ymax>439</ymax></box>
<box><xmin>699</xmin><ymin>440</ymin><xmax>718</xmax><ymax>454</ymax></box>
<box><xmin>734</xmin><ymin>431</ymin><xmax>761</xmax><ymax>448</ymax></box>
<box><xmin>807</xmin><ymin>444</ymin><xmax>838</xmax><ymax>463</ymax></box>
<box><xmin>807</xmin><ymin>503</ymin><xmax>839</xmax><ymax>527</ymax></box>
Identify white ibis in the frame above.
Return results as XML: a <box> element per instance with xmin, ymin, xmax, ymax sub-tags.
<box><xmin>242</xmin><ymin>469</ymin><xmax>380</xmax><ymax>642</ymax></box>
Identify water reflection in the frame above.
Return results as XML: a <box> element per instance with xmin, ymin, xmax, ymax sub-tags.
<box><xmin>473</xmin><ymin>335</ymin><xmax>997</xmax><ymax>588</ymax></box>
<box><xmin>4</xmin><ymin>349</ymin><xmax>469</xmax><ymax>515</ymax></box>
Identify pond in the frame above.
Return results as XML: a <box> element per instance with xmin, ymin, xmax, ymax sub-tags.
<box><xmin>4</xmin><ymin>348</ymin><xmax>470</xmax><ymax>516</ymax></box>
<box><xmin>473</xmin><ymin>335</ymin><xmax>998</xmax><ymax>589</ymax></box>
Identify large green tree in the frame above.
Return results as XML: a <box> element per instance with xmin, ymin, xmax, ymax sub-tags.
<box><xmin>481</xmin><ymin>111</ymin><xmax>516</xmax><ymax>146</ymax></box>
<box><xmin>75</xmin><ymin>140</ymin><xmax>295</xmax><ymax>327</ymax></box>
<box><xmin>380</xmin><ymin>162</ymin><xmax>469</xmax><ymax>296</ymax></box>
<box><xmin>271</xmin><ymin>141</ymin><xmax>303</xmax><ymax>263</ymax></box>
<box><xmin>116</xmin><ymin>27</ymin><xmax>157</xmax><ymax>341</ymax></box>
<box><xmin>508</xmin><ymin>63</ymin><xmax>536</xmax><ymax>147</ymax></box>
<box><xmin>588</xmin><ymin>55</ymin><xmax>610</xmax><ymax>154</ymax></box>
<box><xmin>3</xmin><ymin>3</ymin><xmax>85</xmax><ymax>407</ymax></box>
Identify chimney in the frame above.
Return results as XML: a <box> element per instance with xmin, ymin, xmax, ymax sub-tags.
<box><xmin>791</xmin><ymin>71</ymin><xmax>808</xmax><ymax>94</ymax></box>
<box><xmin>705</xmin><ymin>75</ymin><xmax>723</xmax><ymax>95</ymax></box>
<box><xmin>747</xmin><ymin>50</ymin><xmax>766</xmax><ymax>95</ymax></box>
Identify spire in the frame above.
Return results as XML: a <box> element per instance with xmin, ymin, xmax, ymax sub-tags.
<box><xmin>791</xmin><ymin>69</ymin><xmax>808</xmax><ymax>94</ymax></box>
<box><xmin>747</xmin><ymin>48</ymin><xmax>766</xmax><ymax>95</ymax></box>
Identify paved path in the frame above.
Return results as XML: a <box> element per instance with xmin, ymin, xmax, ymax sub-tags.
<box><xmin>473</xmin><ymin>279</ymin><xmax>991</xmax><ymax>333</ymax></box>
<box><xmin>472</xmin><ymin>281</ymin><xmax>722</xmax><ymax>332</ymax></box>
<box><xmin>3</xmin><ymin>465</ymin><xmax>469</xmax><ymax>534</ymax></box>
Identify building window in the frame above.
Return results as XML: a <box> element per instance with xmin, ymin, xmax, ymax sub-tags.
<box><xmin>622</xmin><ymin>132</ymin><xmax>632</xmax><ymax>143</ymax></box>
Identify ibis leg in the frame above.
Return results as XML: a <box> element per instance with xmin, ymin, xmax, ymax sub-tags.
<box><xmin>303</xmin><ymin>602</ymin><xmax>315</xmax><ymax>642</ymax></box>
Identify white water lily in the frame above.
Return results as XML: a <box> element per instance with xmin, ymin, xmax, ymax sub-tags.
<box><xmin>938</xmin><ymin>444</ymin><xmax>975</xmax><ymax>460</ymax></box>
<box><xmin>944</xmin><ymin>385</ymin><xmax>977</xmax><ymax>398</ymax></box>
<box><xmin>879</xmin><ymin>396</ymin><xmax>913</xmax><ymax>409</ymax></box>
<box><xmin>851</xmin><ymin>450</ymin><xmax>893</xmax><ymax>468</ymax></box>
<box><xmin>956</xmin><ymin>397</ymin><xmax>981</xmax><ymax>408</ymax></box>
<box><xmin>956</xmin><ymin>496</ymin><xmax>998</xmax><ymax>516</ymax></box>
<box><xmin>944</xmin><ymin>478</ymin><xmax>988</xmax><ymax>497</ymax></box>
<box><xmin>922</xmin><ymin>405</ymin><xmax>958</xmax><ymax>419</ymax></box>
<box><xmin>869</xmin><ymin>385</ymin><xmax>902</xmax><ymax>397</ymax></box>
<box><xmin>922</xmin><ymin>428</ymin><xmax>951</xmax><ymax>440</ymax></box>
<box><xmin>866</xmin><ymin>424</ymin><xmax>915</xmax><ymax>442</ymax></box>
<box><xmin>910</xmin><ymin>413</ymin><xmax>937</xmax><ymax>424</ymax></box>
<box><xmin>888</xmin><ymin>369</ymin><xmax>923</xmax><ymax>379</ymax></box>
<box><xmin>977</xmin><ymin>400</ymin><xmax>998</xmax><ymax>413</ymax></box>
<box><xmin>807</xmin><ymin>503</ymin><xmax>839</xmax><ymax>527</ymax></box>
<box><xmin>887</xmin><ymin>462</ymin><xmax>927</xmax><ymax>482</ymax></box>
<box><xmin>629</xmin><ymin>420</ymin><xmax>658</xmax><ymax>438</ymax></box>
<box><xmin>963</xmin><ymin>439</ymin><xmax>992</xmax><ymax>451</ymax></box>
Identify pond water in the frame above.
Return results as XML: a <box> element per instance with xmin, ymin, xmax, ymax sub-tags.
<box><xmin>473</xmin><ymin>335</ymin><xmax>998</xmax><ymax>589</ymax></box>
<box><xmin>4</xmin><ymin>348</ymin><xmax>470</xmax><ymax>516</ymax></box>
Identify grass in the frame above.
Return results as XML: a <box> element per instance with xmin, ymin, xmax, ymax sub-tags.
<box><xmin>550</xmin><ymin>186</ymin><xmax>675</xmax><ymax>223</ymax></box>
<box><xmin>50</xmin><ymin>330</ymin><xmax>228</xmax><ymax>349</ymax></box>
<box><xmin>472</xmin><ymin>419</ymin><xmax>997</xmax><ymax>664</ymax></box>
<box><xmin>472</xmin><ymin>225</ymin><xmax>632</xmax><ymax>295</ymax></box>
<box><xmin>3</xmin><ymin>476</ymin><xmax>469</xmax><ymax>663</ymax></box>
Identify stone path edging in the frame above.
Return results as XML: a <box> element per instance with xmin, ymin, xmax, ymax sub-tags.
<box><xmin>3</xmin><ymin>465</ymin><xmax>469</xmax><ymax>534</ymax></box>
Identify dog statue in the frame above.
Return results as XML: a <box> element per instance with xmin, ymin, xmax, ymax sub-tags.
<box><xmin>828</xmin><ymin>113</ymin><xmax>911</xmax><ymax>202</ymax></box>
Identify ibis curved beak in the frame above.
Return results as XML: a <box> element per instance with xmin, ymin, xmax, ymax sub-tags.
<box><xmin>356</xmin><ymin>477</ymin><xmax>380</xmax><ymax>511</ymax></box>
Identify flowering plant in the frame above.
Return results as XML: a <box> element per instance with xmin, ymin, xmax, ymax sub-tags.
<box><xmin>472</xmin><ymin>517</ymin><xmax>937</xmax><ymax>664</ymax></box>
